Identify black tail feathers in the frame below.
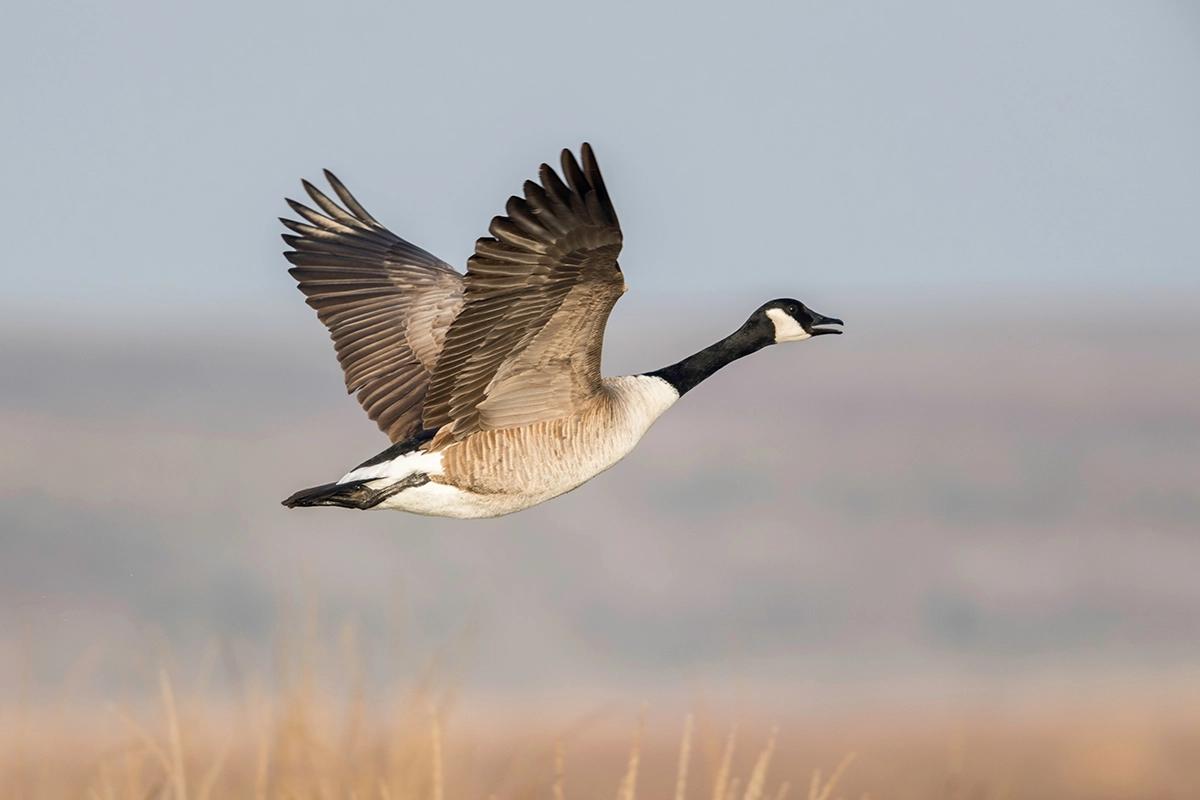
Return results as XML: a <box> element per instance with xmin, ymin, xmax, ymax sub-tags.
<box><xmin>282</xmin><ymin>480</ymin><xmax>374</xmax><ymax>509</ymax></box>
<box><xmin>281</xmin><ymin>474</ymin><xmax>429</xmax><ymax>510</ymax></box>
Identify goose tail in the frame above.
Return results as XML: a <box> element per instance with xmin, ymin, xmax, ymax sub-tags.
<box><xmin>282</xmin><ymin>474</ymin><xmax>430</xmax><ymax>510</ymax></box>
<box><xmin>281</xmin><ymin>479</ymin><xmax>382</xmax><ymax>510</ymax></box>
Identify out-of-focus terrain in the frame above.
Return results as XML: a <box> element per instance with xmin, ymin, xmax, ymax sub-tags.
<box><xmin>4</xmin><ymin>668</ymin><xmax>1199</xmax><ymax>799</ymax></box>
<box><xmin>2</xmin><ymin>297</ymin><xmax>1198</xmax><ymax>796</ymax></box>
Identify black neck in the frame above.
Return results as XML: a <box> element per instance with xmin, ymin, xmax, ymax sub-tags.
<box><xmin>646</xmin><ymin>324</ymin><xmax>772</xmax><ymax>396</ymax></box>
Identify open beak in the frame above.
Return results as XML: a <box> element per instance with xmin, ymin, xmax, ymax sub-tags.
<box><xmin>807</xmin><ymin>312</ymin><xmax>844</xmax><ymax>336</ymax></box>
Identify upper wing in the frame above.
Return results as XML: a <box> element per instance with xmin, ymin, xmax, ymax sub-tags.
<box><xmin>282</xmin><ymin>171</ymin><xmax>464</xmax><ymax>443</ymax></box>
<box><xmin>422</xmin><ymin>143</ymin><xmax>625</xmax><ymax>439</ymax></box>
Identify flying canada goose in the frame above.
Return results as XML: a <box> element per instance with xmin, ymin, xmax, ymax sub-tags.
<box><xmin>281</xmin><ymin>144</ymin><xmax>842</xmax><ymax>518</ymax></box>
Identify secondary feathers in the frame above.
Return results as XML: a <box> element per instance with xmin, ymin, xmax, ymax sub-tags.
<box><xmin>424</xmin><ymin>143</ymin><xmax>625</xmax><ymax>440</ymax></box>
<box><xmin>282</xmin><ymin>172</ymin><xmax>463</xmax><ymax>443</ymax></box>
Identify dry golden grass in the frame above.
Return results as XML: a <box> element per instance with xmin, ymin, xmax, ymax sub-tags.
<box><xmin>7</xmin><ymin>674</ymin><xmax>1200</xmax><ymax>800</ymax></box>
<box><xmin>3</xmin><ymin>627</ymin><xmax>1199</xmax><ymax>799</ymax></box>
<box><xmin>0</xmin><ymin>678</ymin><xmax>840</xmax><ymax>800</ymax></box>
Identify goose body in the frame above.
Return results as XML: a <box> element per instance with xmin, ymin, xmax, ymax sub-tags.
<box><xmin>327</xmin><ymin>375</ymin><xmax>677</xmax><ymax>518</ymax></box>
<box><xmin>281</xmin><ymin>145</ymin><xmax>842</xmax><ymax>518</ymax></box>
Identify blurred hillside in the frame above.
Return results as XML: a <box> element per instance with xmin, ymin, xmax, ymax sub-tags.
<box><xmin>2</xmin><ymin>296</ymin><xmax>1198</xmax><ymax>704</ymax></box>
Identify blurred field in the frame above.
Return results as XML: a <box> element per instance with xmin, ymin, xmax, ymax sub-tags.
<box><xmin>3</xmin><ymin>298</ymin><xmax>1199</xmax><ymax>797</ymax></box>
<box><xmin>4</xmin><ymin>651</ymin><xmax>1199</xmax><ymax>799</ymax></box>
<box><xmin>4</xmin><ymin>298</ymin><xmax>1198</xmax><ymax>697</ymax></box>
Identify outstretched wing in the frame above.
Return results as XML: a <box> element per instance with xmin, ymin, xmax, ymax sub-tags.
<box><xmin>422</xmin><ymin>143</ymin><xmax>625</xmax><ymax>439</ymax></box>
<box><xmin>282</xmin><ymin>171</ymin><xmax>464</xmax><ymax>443</ymax></box>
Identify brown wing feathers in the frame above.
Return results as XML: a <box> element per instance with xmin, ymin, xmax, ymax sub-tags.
<box><xmin>283</xmin><ymin>144</ymin><xmax>623</xmax><ymax>445</ymax></box>
<box><xmin>282</xmin><ymin>172</ymin><xmax>463</xmax><ymax>443</ymax></box>
<box><xmin>422</xmin><ymin>144</ymin><xmax>624</xmax><ymax>438</ymax></box>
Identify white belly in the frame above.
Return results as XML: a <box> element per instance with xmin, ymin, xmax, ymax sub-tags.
<box><xmin>362</xmin><ymin>447</ymin><xmax>622</xmax><ymax>518</ymax></box>
<box><xmin>376</xmin><ymin>481</ymin><xmax>556</xmax><ymax>519</ymax></box>
<box><xmin>338</xmin><ymin>436</ymin><xmax>582</xmax><ymax>518</ymax></box>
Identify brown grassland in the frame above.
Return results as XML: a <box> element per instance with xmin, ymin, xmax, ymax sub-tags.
<box><xmin>4</xmin><ymin>639</ymin><xmax>1198</xmax><ymax>800</ymax></box>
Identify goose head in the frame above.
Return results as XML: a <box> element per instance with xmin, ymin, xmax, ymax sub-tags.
<box><xmin>751</xmin><ymin>298</ymin><xmax>844</xmax><ymax>343</ymax></box>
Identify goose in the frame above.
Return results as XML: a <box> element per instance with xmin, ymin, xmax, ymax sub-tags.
<box><xmin>281</xmin><ymin>144</ymin><xmax>842</xmax><ymax>518</ymax></box>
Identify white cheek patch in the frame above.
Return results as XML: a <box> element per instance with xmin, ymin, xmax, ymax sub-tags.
<box><xmin>766</xmin><ymin>307</ymin><xmax>811</xmax><ymax>342</ymax></box>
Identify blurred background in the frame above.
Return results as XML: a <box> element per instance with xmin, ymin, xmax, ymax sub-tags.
<box><xmin>2</xmin><ymin>1</ymin><xmax>1199</xmax><ymax>797</ymax></box>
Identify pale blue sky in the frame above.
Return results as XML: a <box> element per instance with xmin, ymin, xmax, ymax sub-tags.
<box><xmin>3</xmin><ymin>0</ymin><xmax>1198</xmax><ymax>318</ymax></box>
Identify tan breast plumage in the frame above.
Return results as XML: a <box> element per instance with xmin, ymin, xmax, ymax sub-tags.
<box><xmin>436</xmin><ymin>375</ymin><xmax>678</xmax><ymax>498</ymax></box>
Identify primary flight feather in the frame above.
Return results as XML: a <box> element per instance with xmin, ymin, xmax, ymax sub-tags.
<box><xmin>282</xmin><ymin>144</ymin><xmax>842</xmax><ymax>518</ymax></box>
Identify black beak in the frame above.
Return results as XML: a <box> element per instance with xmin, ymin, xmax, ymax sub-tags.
<box><xmin>808</xmin><ymin>313</ymin><xmax>844</xmax><ymax>336</ymax></box>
